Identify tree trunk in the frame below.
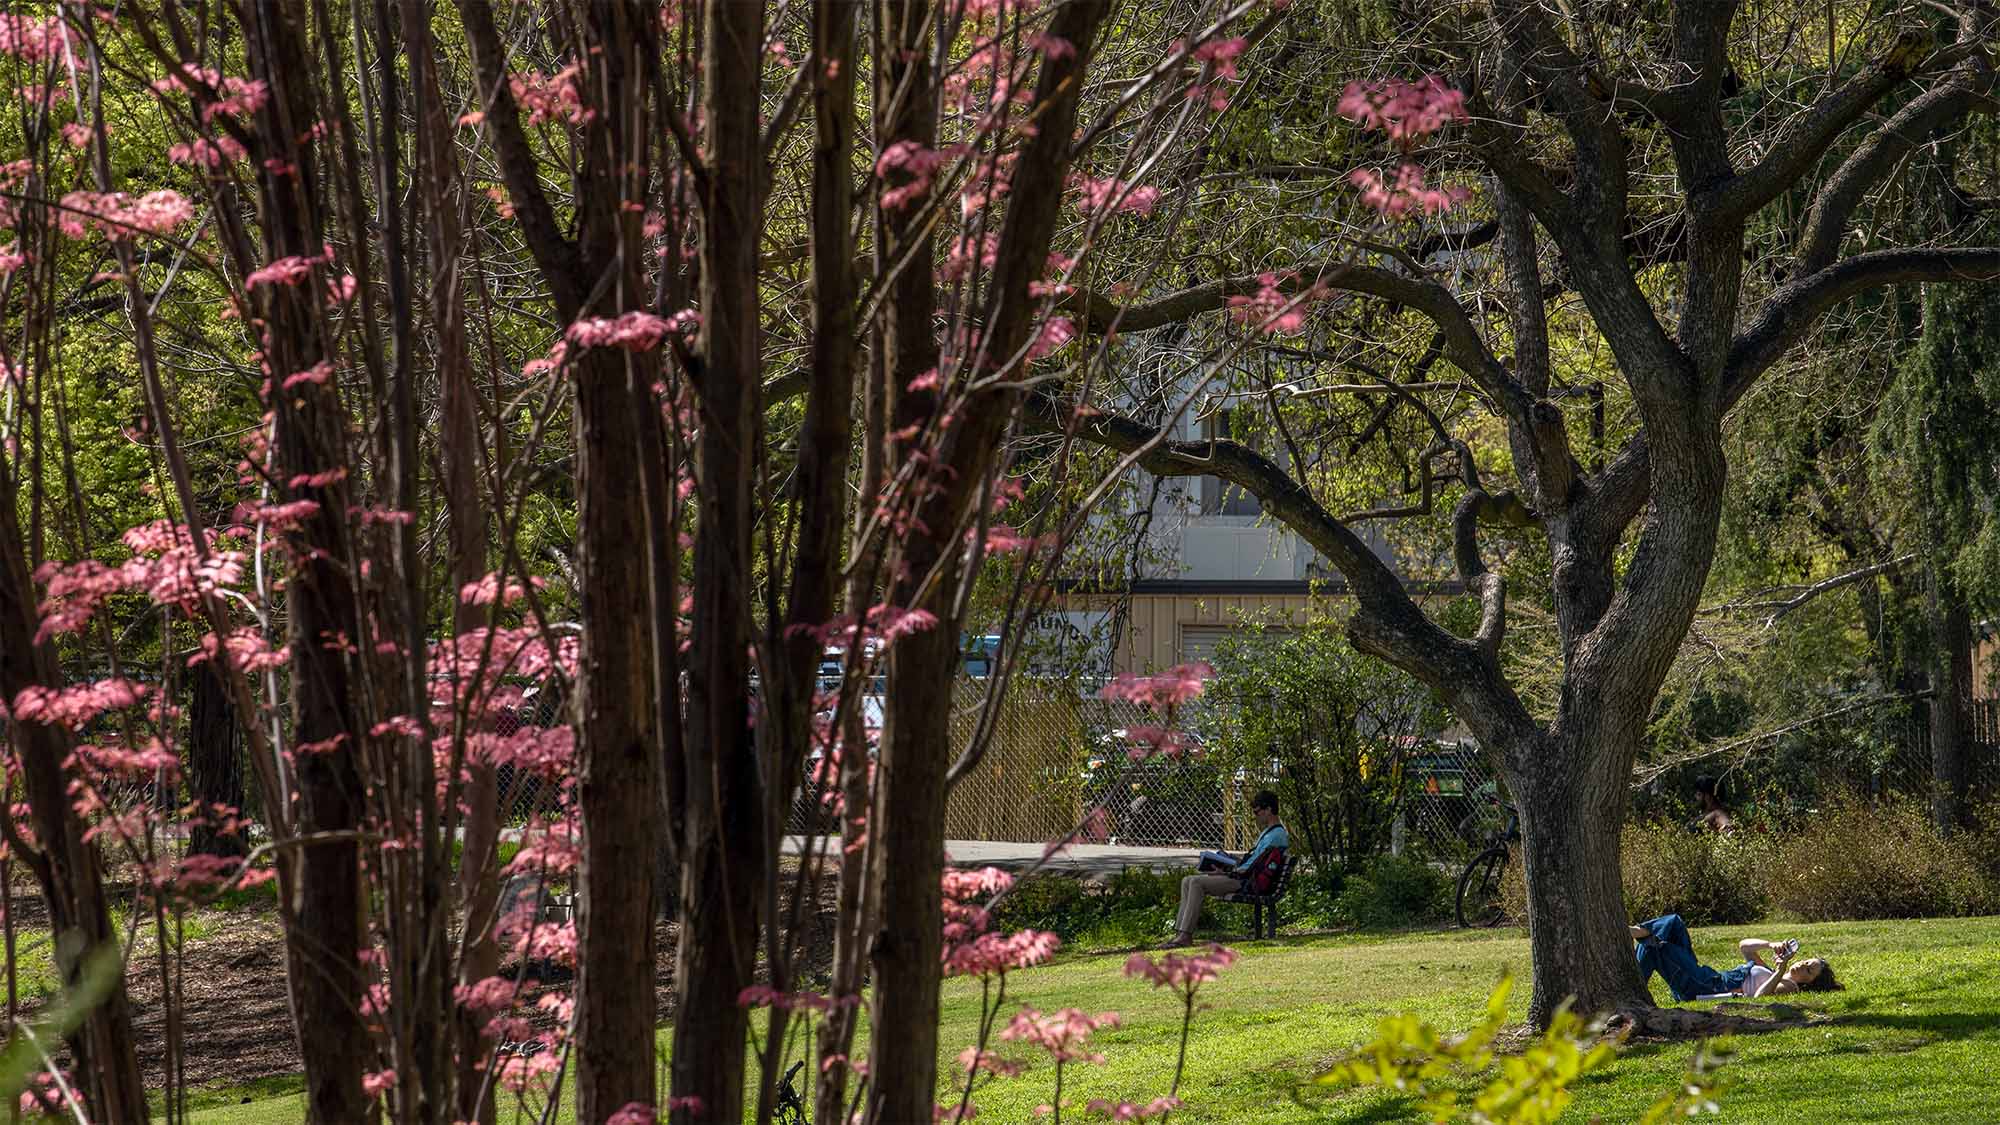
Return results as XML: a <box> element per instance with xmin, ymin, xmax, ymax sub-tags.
<box><xmin>241</xmin><ymin>4</ymin><xmax>373</xmax><ymax>1117</ymax></box>
<box><xmin>569</xmin><ymin>4</ymin><xmax>664</xmax><ymax>1115</ymax></box>
<box><xmin>187</xmin><ymin>659</ymin><xmax>248</xmax><ymax>858</ymax></box>
<box><xmin>670</xmin><ymin>1</ymin><xmax>767</xmax><ymax>1121</ymax></box>
<box><xmin>1928</xmin><ymin>570</ymin><xmax>1973</xmax><ymax>832</ymax></box>
<box><xmin>400</xmin><ymin>0</ymin><xmax>499</xmax><ymax>1113</ymax></box>
<box><xmin>0</xmin><ymin>483</ymin><xmax>149</xmax><ymax>1124</ymax></box>
<box><xmin>867</xmin><ymin>602</ymin><xmax>959</xmax><ymax>1125</ymax></box>
<box><xmin>1510</xmin><ymin>734</ymin><xmax>1650</xmax><ymax>1025</ymax></box>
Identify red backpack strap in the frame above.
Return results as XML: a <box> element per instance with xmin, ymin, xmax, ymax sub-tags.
<box><xmin>1245</xmin><ymin>846</ymin><xmax>1285</xmax><ymax>895</ymax></box>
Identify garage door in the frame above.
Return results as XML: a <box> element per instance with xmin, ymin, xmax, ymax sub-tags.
<box><xmin>1179</xmin><ymin>624</ymin><xmax>1289</xmax><ymax>665</ymax></box>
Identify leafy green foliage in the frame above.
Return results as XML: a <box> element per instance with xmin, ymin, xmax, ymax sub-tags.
<box><xmin>1764</xmin><ymin>796</ymin><xmax>1998</xmax><ymax>921</ymax></box>
<box><xmin>1311</xmin><ymin>975</ymin><xmax>1689</xmax><ymax>1125</ymax></box>
<box><xmin>1618</xmin><ymin>822</ymin><xmax>1777</xmax><ymax>927</ymax></box>
<box><xmin>1201</xmin><ymin>619</ymin><xmax>1449</xmax><ymax>875</ymax></box>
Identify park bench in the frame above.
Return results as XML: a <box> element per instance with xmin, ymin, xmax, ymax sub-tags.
<box><xmin>1221</xmin><ymin>855</ymin><xmax>1297</xmax><ymax>939</ymax></box>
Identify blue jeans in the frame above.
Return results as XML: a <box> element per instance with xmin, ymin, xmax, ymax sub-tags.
<box><xmin>1634</xmin><ymin>914</ymin><xmax>1745</xmax><ymax>1001</ymax></box>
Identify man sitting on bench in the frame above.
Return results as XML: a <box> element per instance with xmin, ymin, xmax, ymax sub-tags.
<box><xmin>1165</xmin><ymin>790</ymin><xmax>1288</xmax><ymax>948</ymax></box>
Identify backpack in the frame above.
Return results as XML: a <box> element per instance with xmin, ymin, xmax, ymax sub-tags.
<box><xmin>1241</xmin><ymin>845</ymin><xmax>1286</xmax><ymax>896</ymax></box>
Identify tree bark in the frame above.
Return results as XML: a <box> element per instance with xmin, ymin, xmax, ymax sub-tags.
<box><xmin>1508</xmin><ymin>732</ymin><xmax>1650</xmax><ymax>1023</ymax></box>
<box><xmin>400</xmin><ymin>0</ymin><xmax>498</xmax><ymax>1114</ymax></box>
<box><xmin>1928</xmin><ymin>570</ymin><xmax>1973</xmax><ymax>832</ymax></box>
<box><xmin>0</xmin><ymin>475</ymin><xmax>149</xmax><ymax>1125</ymax></box>
<box><xmin>670</xmin><ymin>0</ymin><xmax>767</xmax><ymax>1121</ymax></box>
<box><xmin>187</xmin><ymin>659</ymin><xmax>248</xmax><ymax>859</ymax></box>
<box><xmin>569</xmin><ymin>5</ymin><xmax>665</xmax><ymax>1120</ymax></box>
<box><xmin>241</xmin><ymin>4</ymin><xmax>373</xmax><ymax>1117</ymax></box>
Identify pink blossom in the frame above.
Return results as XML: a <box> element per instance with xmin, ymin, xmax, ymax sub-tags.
<box><xmin>943</xmin><ymin>866</ymin><xmax>1014</xmax><ymax>899</ymax></box>
<box><xmin>454</xmin><ymin>975</ymin><xmax>519</xmax><ymax>1014</ymax></box>
<box><xmin>1226</xmin><ymin>272</ymin><xmax>1325</xmax><ymax>335</ymax></box>
<box><xmin>878</xmin><ymin>140</ymin><xmax>953</xmax><ymax>210</ymax></box>
<box><xmin>362</xmin><ymin>1070</ymin><xmax>397</xmax><ymax>1099</ymax></box>
<box><xmin>1099</xmin><ymin>663</ymin><xmax>1211</xmax><ymax>709</ymax></box>
<box><xmin>1120</xmin><ymin>726</ymin><xmax>1198</xmax><ymax>761</ymax></box>
<box><xmin>666</xmin><ymin>1096</ymin><xmax>706</xmax><ymax>1114</ymax></box>
<box><xmin>944</xmin><ymin>929</ymin><xmax>1060</xmax><ymax>978</ymax></box>
<box><xmin>1000</xmin><ymin>1007</ymin><xmax>1120</xmax><ymax>1063</ymax></box>
<box><xmin>246</xmin><ymin>255</ymin><xmax>318</xmax><ymax>289</ymax></box>
<box><xmin>958</xmin><ymin>1046</ymin><xmax>1025</xmax><ymax>1078</ymax></box>
<box><xmin>189</xmin><ymin>628</ymin><xmax>289</xmax><ymax>673</ymax></box>
<box><xmin>1337</xmin><ymin>76</ymin><xmax>1468</xmax><ymax>147</ymax></box>
<box><xmin>509</xmin><ymin>64</ymin><xmax>594</xmax><ymax>127</ymax></box>
<box><xmin>867</xmin><ymin>604</ymin><xmax>939</xmax><ymax>643</ymax></box>
<box><xmin>283</xmin><ymin>361</ymin><xmax>334</xmax><ymax>390</ymax></box>
<box><xmin>0</xmin><ymin>251</ymin><xmax>24</xmax><ymax>274</ymax></box>
<box><xmin>504</xmin><ymin>820</ymin><xmax>582</xmax><ymax>877</ymax></box>
<box><xmin>1348</xmin><ymin>164</ymin><xmax>1469</xmax><ymax>220</ymax></box>
<box><xmin>1027</xmin><ymin>316</ymin><xmax>1075</xmax><ymax>361</ymax></box>
<box><xmin>1192</xmin><ymin>37</ymin><xmax>1247</xmax><ymax>80</ymax></box>
<box><xmin>170</xmin><ymin>135</ymin><xmax>249</xmax><ymax>168</ymax></box>
<box><xmin>1123</xmin><ymin>943</ymin><xmax>1237</xmax><ymax>991</ymax></box>
<box><xmin>15</xmin><ymin>1070</ymin><xmax>84</xmax><ymax>1118</ymax></box>
<box><xmin>607</xmin><ymin>1103</ymin><xmax>658</xmax><ymax>1125</ymax></box>
<box><xmin>1074</xmin><ymin>176</ymin><xmax>1161</xmax><ymax>217</ymax></box>
<box><xmin>0</xmin><ymin>16</ymin><xmax>74</xmax><ymax>62</ymax></box>
<box><xmin>1084</xmin><ymin>1096</ymin><xmax>1181</xmax><ymax>1120</ymax></box>
<box><xmin>566</xmin><ymin>311</ymin><xmax>674</xmax><ymax>352</ymax></box>
<box><xmin>11</xmin><ymin>679</ymin><xmax>148</xmax><ymax>729</ymax></box>
<box><xmin>460</xmin><ymin>572</ymin><xmax>545</xmax><ymax>606</ymax></box>
<box><xmin>56</xmin><ymin>190</ymin><xmax>194</xmax><ymax>240</ymax></box>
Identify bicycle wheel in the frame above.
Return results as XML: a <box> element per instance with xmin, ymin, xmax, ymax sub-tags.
<box><xmin>1455</xmin><ymin>846</ymin><xmax>1509</xmax><ymax>928</ymax></box>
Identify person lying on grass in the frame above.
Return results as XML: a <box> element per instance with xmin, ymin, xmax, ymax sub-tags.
<box><xmin>1632</xmin><ymin>913</ymin><xmax>1842</xmax><ymax>1001</ymax></box>
<box><xmin>1164</xmin><ymin>789</ymin><xmax>1287</xmax><ymax>949</ymax></box>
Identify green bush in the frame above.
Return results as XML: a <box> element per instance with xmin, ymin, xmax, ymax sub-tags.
<box><xmin>1620</xmin><ymin>821</ymin><xmax>1775</xmax><ymax>925</ymax></box>
<box><xmin>988</xmin><ymin>872</ymin><xmax>1098</xmax><ymax>940</ymax></box>
<box><xmin>1330</xmin><ymin>855</ymin><xmax>1449</xmax><ymax>930</ymax></box>
<box><xmin>1765</xmin><ymin>796</ymin><xmax>1998</xmax><ymax>921</ymax></box>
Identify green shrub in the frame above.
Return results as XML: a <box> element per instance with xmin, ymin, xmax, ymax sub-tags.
<box><xmin>1765</xmin><ymin>796</ymin><xmax>1998</xmax><ymax>921</ymax></box>
<box><xmin>1620</xmin><ymin>821</ymin><xmax>1775</xmax><ymax>925</ymax></box>
<box><xmin>989</xmin><ymin>872</ymin><xmax>1098</xmax><ymax>940</ymax></box>
<box><xmin>1331</xmin><ymin>855</ymin><xmax>1448</xmax><ymax>929</ymax></box>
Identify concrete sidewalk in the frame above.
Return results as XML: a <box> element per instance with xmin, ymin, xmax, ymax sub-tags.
<box><xmin>782</xmin><ymin>836</ymin><xmax>1197</xmax><ymax>879</ymax></box>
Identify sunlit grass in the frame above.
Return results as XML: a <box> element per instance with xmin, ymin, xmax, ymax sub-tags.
<box><xmin>175</xmin><ymin>915</ymin><xmax>2000</xmax><ymax>1123</ymax></box>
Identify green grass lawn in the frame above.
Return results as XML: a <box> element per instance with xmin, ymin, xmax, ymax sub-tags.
<box><xmin>183</xmin><ymin>915</ymin><xmax>2000</xmax><ymax>1123</ymax></box>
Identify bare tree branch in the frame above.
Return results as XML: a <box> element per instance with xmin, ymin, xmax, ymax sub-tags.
<box><xmin>1727</xmin><ymin>245</ymin><xmax>2000</xmax><ymax>402</ymax></box>
<box><xmin>1795</xmin><ymin>52</ymin><xmax>1997</xmax><ymax>273</ymax></box>
<box><xmin>1715</xmin><ymin>31</ymin><xmax>1940</xmax><ymax>220</ymax></box>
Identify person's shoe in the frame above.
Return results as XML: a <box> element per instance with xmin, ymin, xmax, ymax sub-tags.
<box><xmin>1160</xmin><ymin>934</ymin><xmax>1193</xmax><ymax>950</ymax></box>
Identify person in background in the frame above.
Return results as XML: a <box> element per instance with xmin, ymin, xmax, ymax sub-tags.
<box><xmin>1166</xmin><ymin>790</ymin><xmax>1287</xmax><ymax>949</ymax></box>
<box><xmin>1693</xmin><ymin>775</ymin><xmax>1736</xmax><ymax>834</ymax></box>
<box><xmin>1632</xmin><ymin>914</ymin><xmax>1841</xmax><ymax>1000</ymax></box>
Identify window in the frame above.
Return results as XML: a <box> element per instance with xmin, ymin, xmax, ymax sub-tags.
<box><xmin>1197</xmin><ymin>410</ymin><xmax>1262</xmax><ymax>517</ymax></box>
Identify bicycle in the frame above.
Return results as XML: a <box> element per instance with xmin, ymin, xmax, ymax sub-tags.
<box><xmin>1454</xmin><ymin>797</ymin><xmax>1519</xmax><ymax>929</ymax></box>
<box><xmin>775</xmin><ymin>1060</ymin><xmax>810</xmax><ymax>1125</ymax></box>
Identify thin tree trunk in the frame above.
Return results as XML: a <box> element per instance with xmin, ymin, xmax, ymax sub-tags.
<box><xmin>399</xmin><ymin>0</ymin><xmax>499</xmax><ymax>1114</ymax></box>
<box><xmin>671</xmin><ymin>1</ymin><xmax>767</xmax><ymax>1120</ymax></box>
<box><xmin>188</xmin><ymin>659</ymin><xmax>248</xmax><ymax>859</ymax></box>
<box><xmin>569</xmin><ymin>5</ymin><xmax>665</xmax><ymax>1119</ymax></box>
<box><xmin>241</xmin><ymin>4</ymin><xmax>373</xmax><ymax>1117</ymax></box>
<box><xmin>757</xmin><ymin>0</ymin><xmax>860</xmax><ymax>1119</ymax></box>
<box><xmin>0</xmin><ymin>483</ymin><xmax>149</xmax><ymax>1123</ymax></box>
<box><xmin>1929</xmin><ymin>569</ymin><xmax>1973</xmax><ymax>832</ymax></box>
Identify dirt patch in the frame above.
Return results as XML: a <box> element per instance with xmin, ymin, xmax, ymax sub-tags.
<box><xmin>6</xmin><ymin>864</ymin><xmax>844</xmax><ymax>1094</ymax></box>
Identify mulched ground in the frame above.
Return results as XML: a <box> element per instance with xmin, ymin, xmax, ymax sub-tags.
<box><xmin>5</xmin><ymin>860</ymin><xmax>843</xmax><ymax>1096</ymax></box>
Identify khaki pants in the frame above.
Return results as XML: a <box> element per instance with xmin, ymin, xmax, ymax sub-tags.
<box><xmin>1176</xmin><ymin>873</ymin><xmax>1242</xmax><ymax>935</ymax></box>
